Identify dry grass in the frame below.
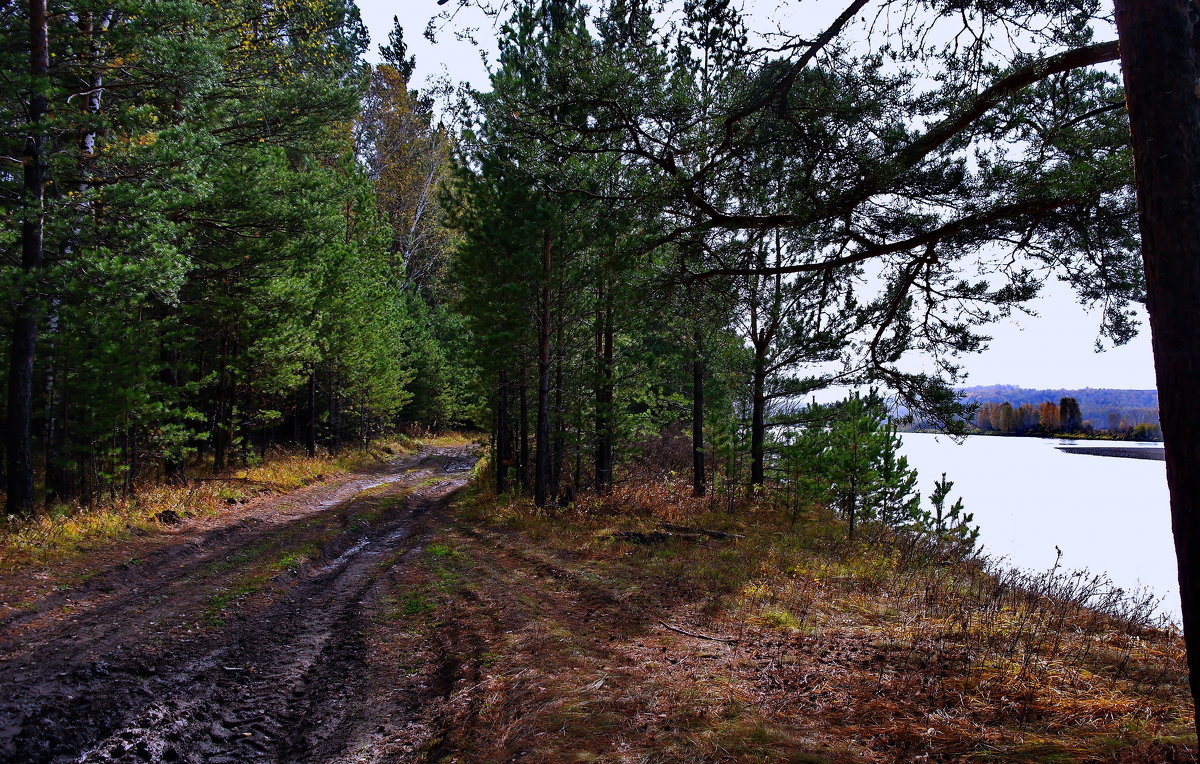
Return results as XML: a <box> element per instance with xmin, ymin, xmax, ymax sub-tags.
<box><xmin>0</xmin><ymin>436</ymin><xmax>422</xmax><ymax>573</ymax></box>
<box><xmin>440</xmin><ymin>475</ymin><xmax>1195</xmax><ymax>763</ymax></box>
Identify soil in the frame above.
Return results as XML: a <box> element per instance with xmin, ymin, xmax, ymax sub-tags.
<box><xmin>0</xmin><ymin>445</ymin><xmax>480</xmax><ymax>764</ymax></box>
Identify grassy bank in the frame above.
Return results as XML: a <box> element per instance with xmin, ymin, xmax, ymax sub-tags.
<box><xmin>416</xmin><ymin>471</ymin><xmax>1193</xmax><ymax>762</ymax></box>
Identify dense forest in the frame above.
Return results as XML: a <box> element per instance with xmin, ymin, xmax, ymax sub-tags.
<box><xmin>6</xmin><ymin>0</ymin><xmax>1200</xmax><ymax>758</ymax></box>
<box><xmin>0</xmin><ymin>0</ymin><xmax>1048</xmax><ymax>536</ymax></box>
<box><xmin>0</xmin><ymin>1</ymin><xmax>479</xmax><ymax>511</ymax></box>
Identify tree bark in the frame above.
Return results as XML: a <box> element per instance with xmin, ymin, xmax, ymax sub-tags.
<box><xmin>212</xmin><ymin>335</ymin><xmax>230</xmax><ymax>473</ymax></box>
<box><xmin>6</xmin><ymin>0</ymin><xmax>50</xmax><ymax>516</ymax></box>
<box><xmin>551</xmin><ymin>320</ymin><xmax>565</xmax><ymax>500</ymax></box>
<box><xmin>305</xmin><ymin>370</ymin><xmax>318</xmax><ymax>457</ymax></box>
<box><xmin>534</xmin><ymin>231</ymin><xmax>553</xmax><ymax>507</ymax></box>
<box><xmin>518</xmin><ymin>372</ymin><xmax>530</xmax><ymax>491</ymax></box>
<box><xmin>1114</xmin><ymin>0</ymin><xmax>1200</xmax><ymax>734</ymax></box>
<box><xmin>162</xmin><ymin>342</ymin><xmax>184</xmax><ymax>483</ymax></box>
<box><xmin>329</xmin><ymin>371</ymin><xmax>342</xmax><ymax>451</ymax></box>
<box><xmin>594</xmin><ymin>280</ymin><xmax>614</xmax><ymax>492</ymax></box>
<box><xmin>496</xmin><ymin>369</ymin><xmax>510</xmax><ymax>494</ymax></box>
<box><xmin>692</xmin><ymin>331</ymin><xmax>706</xmax><ymax>497</ymax></box>
<box><xmin>750</xmin><ymin>349</ymin><xmax>767</xmax><ymax>488</ymax></box>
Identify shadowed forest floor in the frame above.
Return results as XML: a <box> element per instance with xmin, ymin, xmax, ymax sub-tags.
<box><xmin>0</xmin><ymin>445</ymin><xmax>1194</xmax><ymax>763</ymax></box>
<box><xmin>405</xmin><ymin>479</ymin><xmax>1195</xmax><ymax>763</ymax></box>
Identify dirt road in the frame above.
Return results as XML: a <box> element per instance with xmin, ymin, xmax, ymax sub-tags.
<box><xmin>0</xmin><ymin>445</ymin><xmax>478</xmax><ymax>764</ymax></box>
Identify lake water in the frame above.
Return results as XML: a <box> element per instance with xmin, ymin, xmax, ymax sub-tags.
<box><xmin>897</xmin><ymin>433</ymin><xmax>1178</xmax><ymax>621</ymax></box>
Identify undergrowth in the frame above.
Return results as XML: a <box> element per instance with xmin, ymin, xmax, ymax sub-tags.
<box><xmin>451</xmin><ymin>473</ymin><xmax>1195</xmax><ymax>762</ymax></box>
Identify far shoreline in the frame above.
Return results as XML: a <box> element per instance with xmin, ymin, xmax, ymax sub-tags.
<box><xmin>899</xmin><ymin>431</ymin><xmax>1166</xmax><ymax>461</ymax></box>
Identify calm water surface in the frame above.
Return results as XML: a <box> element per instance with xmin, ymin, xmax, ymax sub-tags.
<box><xmin>897</xmin><ymin>433</ymin><xmax>1177</xmax><ymax>621</ymax></box>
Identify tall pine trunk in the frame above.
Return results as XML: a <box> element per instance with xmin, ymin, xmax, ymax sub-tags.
<box><xmin>551</xmin><ymin>320</ymin><xmax>565</xmax><ymax>500</ymax></box>
<box><xmin>496</xmin><ymin>370</ymin><xmax>510</xmax><ymax>494</ymax></box>
<box><xmin>692</xmin><ymin>330</ymin><xmax>706</xmax><ymax>497</ymax></box>
<box><xmin>330</xmin><ymin>371</ymin><xmax>342</xmax><ymax>451</ymax></box>
<box><xmin>6</xmin><ymin>0</ymin><xmax>50</xmax><ymax>516</ymax></box>
<box><xmin>305</xmin><ymin>371</ymin><xmax>318</xmax><ymax>457</ymax></box>
<box><xmin>1114</xmin><ymin>0</ymin><xmax>1200</xmax><ymax>732</ymax></box>
<box><xmin>534</xmin><ymin>232</ymin><xmax>553</xmax><ymax>507</ymax></box>
<box><xmin>161</xmin><ymin>342</ymin><xmax>184</xmax><ymax>483</ymax></box>
<box><xmin>749</xmin><ymin>348</ymin><xmax>767</xmax><ymax>488</ymax></box>
<box><xmin>594</xmin><ymin>280</ymin><xmax>614</xmax><ymax>492</ymax></box>
<box><xmin>518</xmin><ymin>371</ymin><xmax>530</xmax><ymax>491</ymax></box>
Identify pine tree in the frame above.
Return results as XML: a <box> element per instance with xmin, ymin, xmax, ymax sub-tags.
<box><xmin>919</xmin><ymin>473</ymin><xmax>979</xmax><ymax>554</ymax></box>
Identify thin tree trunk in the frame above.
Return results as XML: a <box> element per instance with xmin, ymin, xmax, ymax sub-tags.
<box><xmin>518</xmin><ymin>371</ymin><xmax>530</xmax><ymax>491</ymax></box>
<box><xmin>534</xmin><ymin>232</ymin><xmax>553</xmax><ymax>508</ymax></box>
<box><xmin>162</xmin><ymin>342</ymin><xmax>184</xmax><ymax>483</ymax></box>
<box><xmin>43</xmin><ymin>329</ymin><xmax>63</xmax><ymax>503</ymax></box>
<box><xmin>750</xmin><ymin>349</ymin><xmax>767</xmax><ymax>488</ymax></box>
<box><xmin>692</xmin><ymin>330</ymin><xmax>706</xmax><ymax>497</ymax></box>
<box><xmin>594</xmin><ymin>281</ymin><xmax>614</xmax><ymax>492</ymax></box>
<box><xmin>551</xmin><ymin>318</ymin><xmax>564</xmax><ymax>500</ymax></box>
<box><xmin>6</xmin><ymin>0</ymin><xmax>50</xmax><ymax>516</ymax></box>
<box><xmin>46</xmin><ymin>344</ymin><xmax>72</xmax><ymax>498</ymax></box>
<box><xmin>1114</xmin><ymin>0</ymin><xmax>1200</xmax><ymax>733</ymax></box>
<box><xmin>213</xmin><ymin>334</ymin><xmax>230</xmax><ymax>473</ymax></box>
<box><xmin>330</xmin><ymin>371</ymin><xmax>341</xmax><ymax>451</ymax></box>
<box><xmin>496</xmin><ymin>369</ymin><xmax>510</xmax><ymax>494</ymax></box>
<box><xmin>305</xmin><ymin>370</ymin><xmax>317</xmax><ymax>457</ymax></box>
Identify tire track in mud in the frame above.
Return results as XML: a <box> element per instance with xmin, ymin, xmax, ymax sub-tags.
<box><xmin>0</xmin><ymin>447</ymin><xmax>477</xmax><ymax>764</ymax></box>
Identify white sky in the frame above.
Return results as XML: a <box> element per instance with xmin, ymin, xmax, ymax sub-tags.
<box><xmin>359</xmin><ymin>0</ymin><xmax>1159</xmax><ymax>391</ymax></box>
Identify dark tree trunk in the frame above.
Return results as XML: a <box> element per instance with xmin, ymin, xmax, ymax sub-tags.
<box><xmin>534</xmin><ymin>232</ymin><xmax>553</xmax><ymax>508</ymax></box>
<box><xmin>496</xmin><ymin>370</ymin><xmax>511</xmax><ymax>494</ymax></box>
<box><xmin>6</xmin><ymin>0</ymin><xmax>50</xmax><ymax>516</ymax></box>
<box><xmin>692</xmin><ymin>331</ymin><xmax>706</xmax><ymax>497</ymax></box>
<box><xmin>212</xmin><ymin>334</ymin><xmax>232</xmax><ymax>473</ymax></box>
<box><xmin>518</xmin><ymin>372</ymin><xmax>530</xmax><ymax>491</ymax></box>
<box><xmin>573</xmin><ymin>440</ymin><xmax>582</xmax><ymax>494</ymax></box>
<box><xmin>594</xmin><ymin>281</ymin><xmax>614</xmax><ymax>492</ymax></box>
<box><xmin>43</xmin><ymin>327</ymin><xmax>64</xmax><ymax>503</ymax></box>
<box><xmin>162</xmin><ymin>344</ymin><xmax>185</xmax><ymax>483</ymax></box>
<box><xmin>305</xmin><ymin>371</ymin><xmax>317</xmax><ymax>457</ymax></box>
<box><xmin>749</xmin><ymin>349</ymin><xmax>767</xmax><ymax>488</ymax></box>
<box><xmin>551</xmin><ymin>319</ymin><xmax>565</xmax><ymax>500</ymax></box>
<box><xmin>1114</xmin><ymin>0</ymin><xmax>1200</xmax><ymax>733</ymax></box>
<box><xmin>330</xmin><ymin>371</ymin><xmax>342</xmax><ymax>451</ymax></box>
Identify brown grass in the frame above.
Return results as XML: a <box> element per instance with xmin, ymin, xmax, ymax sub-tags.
<box><xmin>0</xmin><ymin>436</ymin><xmax>423</xmax><ymax>573</ymax></box>
<box><xmin>435</xmin><ymin>474</ymin><xmax>1195</xmax><ymax>763</ymax></box>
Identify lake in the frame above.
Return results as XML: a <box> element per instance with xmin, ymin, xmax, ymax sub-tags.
<box><xmin>897</xmin><ymin>433</ymin><xmax>1178</xmax><ymax>621</ymax></box>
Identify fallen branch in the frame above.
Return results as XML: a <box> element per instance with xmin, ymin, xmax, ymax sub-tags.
<box><xmin>608</xmin><ymin>531</ymin><xmax>674</xmax><ymax>544</ymax></box>
<box><xmin>659</xmin><ymin>620</ymin><xmax>739</xmax><ymax>643</ymax></box>
<box><xmin>658</xmin><ymin>523</ymin><xmax>745</xmax><ymax>540</ymax></box>
<box><xmin>607</xmin><ymin>526</ymin><xmax>745</xmax><ymax>545</ymax></box>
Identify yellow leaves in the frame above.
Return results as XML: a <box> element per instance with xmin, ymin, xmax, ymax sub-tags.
<box><xmin>133</xmin><ymin>131</ymin><xmax>158</xmax><ymax>147</ymax></box>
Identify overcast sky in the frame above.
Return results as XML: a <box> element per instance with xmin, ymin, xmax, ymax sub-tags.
<box><xmin>357</xmin><ymin>1</ymin><xmax>1158</xmax><ymax>391</ymax></box>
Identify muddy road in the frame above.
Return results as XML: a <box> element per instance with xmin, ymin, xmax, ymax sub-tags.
<box><xmin>0</xmin><ymin>445</ymin><xmax>478</xmax><ymax>764</ymax></box>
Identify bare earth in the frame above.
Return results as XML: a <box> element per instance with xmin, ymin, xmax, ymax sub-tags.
<box><xmin>0</xmin><ymin>446</ymin><xmax>479</xmax><ymax>764</ymax></box>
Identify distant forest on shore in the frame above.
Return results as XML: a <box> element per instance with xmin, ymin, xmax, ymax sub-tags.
<box><xmin>952</xmin><ymin>385</ymin><xmax>1161</xmax><ymax>440</ymax></box>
